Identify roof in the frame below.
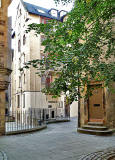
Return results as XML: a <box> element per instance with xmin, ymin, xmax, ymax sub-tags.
<box><xmin>23</xmin><ymin>1</ymin><xmax>60</xmax><ymax>20</ymax></box>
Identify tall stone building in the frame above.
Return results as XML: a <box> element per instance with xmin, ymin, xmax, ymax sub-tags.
<box><xmin>9</xmin><ymin>0</ymin><xmax>67</xmax><ymax>118</ymax></box>
<box><xmin>0</xmin><ymin>0</ymin><xmax>11</xmax><ymax>135</ymax></box>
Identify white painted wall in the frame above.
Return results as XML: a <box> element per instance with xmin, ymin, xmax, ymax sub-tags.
<box><xmin>70</xmin><ymin>101</ymin><xmax>78</xmax><ymax>117</ymax></box>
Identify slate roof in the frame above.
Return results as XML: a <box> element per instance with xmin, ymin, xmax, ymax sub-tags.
<box><xmin>23</xmin><ymin>1</ymin><xmax>60</xmax><ymax>20</ymax></box>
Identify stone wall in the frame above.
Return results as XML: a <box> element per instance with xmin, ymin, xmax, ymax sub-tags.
<box><xmin>105</xmin><ymin>83</ymin><xmax>115</xmax><ymax>129</ymax></box>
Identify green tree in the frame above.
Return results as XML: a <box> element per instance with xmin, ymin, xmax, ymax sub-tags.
<box><xmin>23</xmin><ymin>0</ymin><xmax>115</xmax><ymax>104</ymax></box>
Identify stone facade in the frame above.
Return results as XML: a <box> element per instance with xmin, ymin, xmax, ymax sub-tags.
<box><xmin>79</xmin><ymin>81</ymin><xmax>115</xmax><ymax>129</ymax></box>
<box><xmin>9</xmin><ymin>0</ymin><xmax>66</xmax><ymax>118</ymax></box>
<box><xmin>0</xmin><ymin>0</ymin><xmax>11</xmax><ymax>135</ymax></box>
<box><xmin>79</xmin><ymin>16</ymin><xmax>115</xmax><ymax>130</ymax></box>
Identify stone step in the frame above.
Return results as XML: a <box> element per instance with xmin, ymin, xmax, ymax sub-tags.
<box><xmin>82</xmin><ymin>125</ymin><xmax>108</xmax><ymax>131</ymax></box>
<box><xmin>77</xmin><ymin>128</ymin><xmax>114</xmax><ymax>136</ymax></box>
<box><xmin>88</xmin><ymin>122</ymin><xmax>103</xmax><ymax>126</ymax></box>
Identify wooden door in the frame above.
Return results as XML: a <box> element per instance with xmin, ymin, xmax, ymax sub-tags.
<box><xmin>88</xmin><ymin>84</ymin><xmax>104</xmax><ymax>122</ymax></box>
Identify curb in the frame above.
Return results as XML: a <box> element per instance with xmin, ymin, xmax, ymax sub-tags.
<box><xmin>47</xmin><ymin>119</ymin><xmax>70</xmax><ymax>124</ymax></box>
<box><xmin>5</xmin><ymin>125</ymin><xmax>47</xmax><ymax>136</ymax></box>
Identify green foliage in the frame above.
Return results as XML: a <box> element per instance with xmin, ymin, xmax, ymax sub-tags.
<box><xmin>23</xmin><ymin>0</ymin><xmax>115</xmax><ymax>103</ymax></box>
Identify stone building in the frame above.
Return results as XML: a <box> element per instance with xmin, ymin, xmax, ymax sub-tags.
<box><xmin>9</xmin><ymin>0</ymin><xmax>67</xmax><ymax>119</ymax></box>
<box><xmin>77</xmin><ymin>16</ymin><xmax>115</xmax><ymax>135</ymax></box>
<box><xmin>77</xmin><ymin>81</ymin><xmax>115</xmax><ymax>135</ymax></box>
<box><xmin>0</xmin><ymin>0</ymin><xmax>11</xmax><ymax>135</ymax></box>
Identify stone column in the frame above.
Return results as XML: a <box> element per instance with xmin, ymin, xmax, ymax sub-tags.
<box><xmin>0</xmin><ymin>71</ymin><xmax>11</xmax><ymax>135</ymax></box>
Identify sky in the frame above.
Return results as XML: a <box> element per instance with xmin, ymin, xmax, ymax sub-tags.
<box><xmin>23</xmin><ymin>0</ymin><xmax>73</xmax><ymax>11</ymax></box>
<box><xmin>9</xmin><ymin>0</ymin><xmax>73</xmax><ymax>13</ymax></box>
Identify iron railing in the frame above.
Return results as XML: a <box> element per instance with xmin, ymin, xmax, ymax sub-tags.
<box><xmin>5</xmin><ymin>108</ymin><xmax>70</xmax><ymax>133</ymax></box>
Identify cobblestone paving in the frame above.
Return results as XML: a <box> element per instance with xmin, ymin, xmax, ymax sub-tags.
<box><xmin>79</xmin><ymin>148</ymin><xmax>115</xmax><ymax>160</ymax></box>
<box><xmin>0</xmin><ymin>118</ymin><xmax>115</xmax><ymax>160</ymax></box>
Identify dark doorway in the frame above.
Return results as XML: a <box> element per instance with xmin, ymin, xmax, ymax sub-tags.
<box><xmin>52</xmin><ymin>111</ymin><xmax>55</xmax><ymax>118</ymax></box>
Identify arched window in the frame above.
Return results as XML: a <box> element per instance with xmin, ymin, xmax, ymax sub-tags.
<box><xmin>23</xmin><ymin>35</ymin><xmax>26</xmax><ymax>45</ymax></box>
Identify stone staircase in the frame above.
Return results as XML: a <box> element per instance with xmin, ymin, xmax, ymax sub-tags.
<box><xmin>77</xmin><ymin>122</ymin><xmax>114</xmax><ymax>136</ymax></box>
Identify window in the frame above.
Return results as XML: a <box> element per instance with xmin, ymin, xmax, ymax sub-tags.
<box><xmin>46</xmin><ymin>19</ymin><xmax>49</xmax><ymax>24</ymax></box>
<box><xmin>50</xmin><ymin>9</ymin><xmax>58</xmax><ymax>17</ymax></box>
<box><xmin>59</xmin><ymin>10</ymin><xmax>67</xmax><ymax>18</ymax></box>
<box><xmin>18</xmin><ymin>40</ymin><xmax>21</xmax><ymax>52</ymax></box>
<box><xmin>17</xmin><ymin>95</ymin><xmax>20</xmax><ymax>108</ymax></box>
<box><xmin>24</xmin><ymin>74</ymin><xmax>25</xmax><ymax>84</ymax></box>
<box><xmin>37</xmin><ymin>9</ymin><xmax>45</xmax><ymax>14</ymax></box>
<box><xmin>41</xmin><ymin>75</ymin><xmax>46</xmax><ymax>85</ymax></box>
<box><xmin>12</xmin><ymin>49</ymin><xmax>14</xmax><ymax>61</ymax></box>
<box><xmin>20</xmin><ymin>9</ymin><xmax>22</xmax><ymax>15</ymax></box>
<box><xmin>41</xmin><ymin>18</ymin><xmax>45</xmax><ymax>24</ymax></box>
<box><xmin>23</xmin><ymin>94</ymin><xmax>25</xmax><ymax>108</ymax></box>
<box><xmin>19</xmin><ymin>58</ymin><xmax>21</xmax><ymax>68</ymax></box>
<box><xmin>46</xmin><ymin>75</ymin><xmax>52</xmax><ymax>88</ymax></box>
<box><xmin>48</xmin><ymin>105</ymin><xmax>52</xmax><ymax>108</ymax></box>
<box><xmin>19</xmin><ymin>76</ymin><xmax>21</xmax><ymax>88</ymax></box>
<box><xmin>23</xmin><ymin>35</ymin><xmax>26</xmax><ymax>45</ymax></box>
<box><xmin>24</xmin><ymin>53</ymin><xmax>25</xmax><ymax>63</ymax></box>
<box><xmin>5</xmin><ymin>93</ymin><xmax>8</xmax><ymax>102</ymax></box>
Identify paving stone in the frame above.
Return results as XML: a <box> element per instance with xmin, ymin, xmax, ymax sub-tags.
<box><xmin>0</xmin><ymin>151</ymin><xmax>7</xmax><ymax>160</ymax></box>
<box><xmin>79</xmin><ymin>148</ymin><xmax>115</xmax><ymax>160</ymax></box>
<box><xmin>0</xmin><ymin>118</ymin><xmax>115</xmax><ymax>160</ymax></box>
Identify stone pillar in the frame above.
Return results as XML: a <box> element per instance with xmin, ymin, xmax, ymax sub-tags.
<box><xmin>0</xmin><ymin>0</ymin><xmax>12</xmax><ymax>135</ymax></box>
<box><xmin>0</xmin><ymin>71</ymin><xmax>11</xmax><ymax>135</ymax></box>
<box><xmin>0</xmin><ymin>90</ymin><xmax>5</xmax><ymax>135</ymax></box>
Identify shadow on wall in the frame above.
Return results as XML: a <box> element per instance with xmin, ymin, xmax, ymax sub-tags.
<box><xmin>70</xmin><ymin>101</ymin><xmax>78</xmax><ymax>118</ymax></box>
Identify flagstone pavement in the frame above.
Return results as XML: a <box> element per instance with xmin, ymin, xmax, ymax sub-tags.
<box><xmin>0</xmin><ymin>118</ymin><xmax>115</xmax><ymax>160</ymax></box>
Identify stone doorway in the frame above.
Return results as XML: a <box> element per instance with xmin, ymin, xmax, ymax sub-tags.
<box><xmin>88</xmin><ymin>84</ymin><xmax>104</xmax><ymax>122</ymax></box>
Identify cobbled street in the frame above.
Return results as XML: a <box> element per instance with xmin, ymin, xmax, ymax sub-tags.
<box><xmin>0</xmin><ymin>118</ymin><xmax>115</xmax><ymax>160</ymax></box>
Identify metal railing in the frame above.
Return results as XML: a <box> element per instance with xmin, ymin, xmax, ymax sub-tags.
<box><xmin>5</xmin><ymin>110</ymin><xmax>44</xmax><ymax>133</ymax></box>
<box><xmin>5</xmin><ymin>108</ymin><xmax>70</xmax><ymax>133</ymax></box>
